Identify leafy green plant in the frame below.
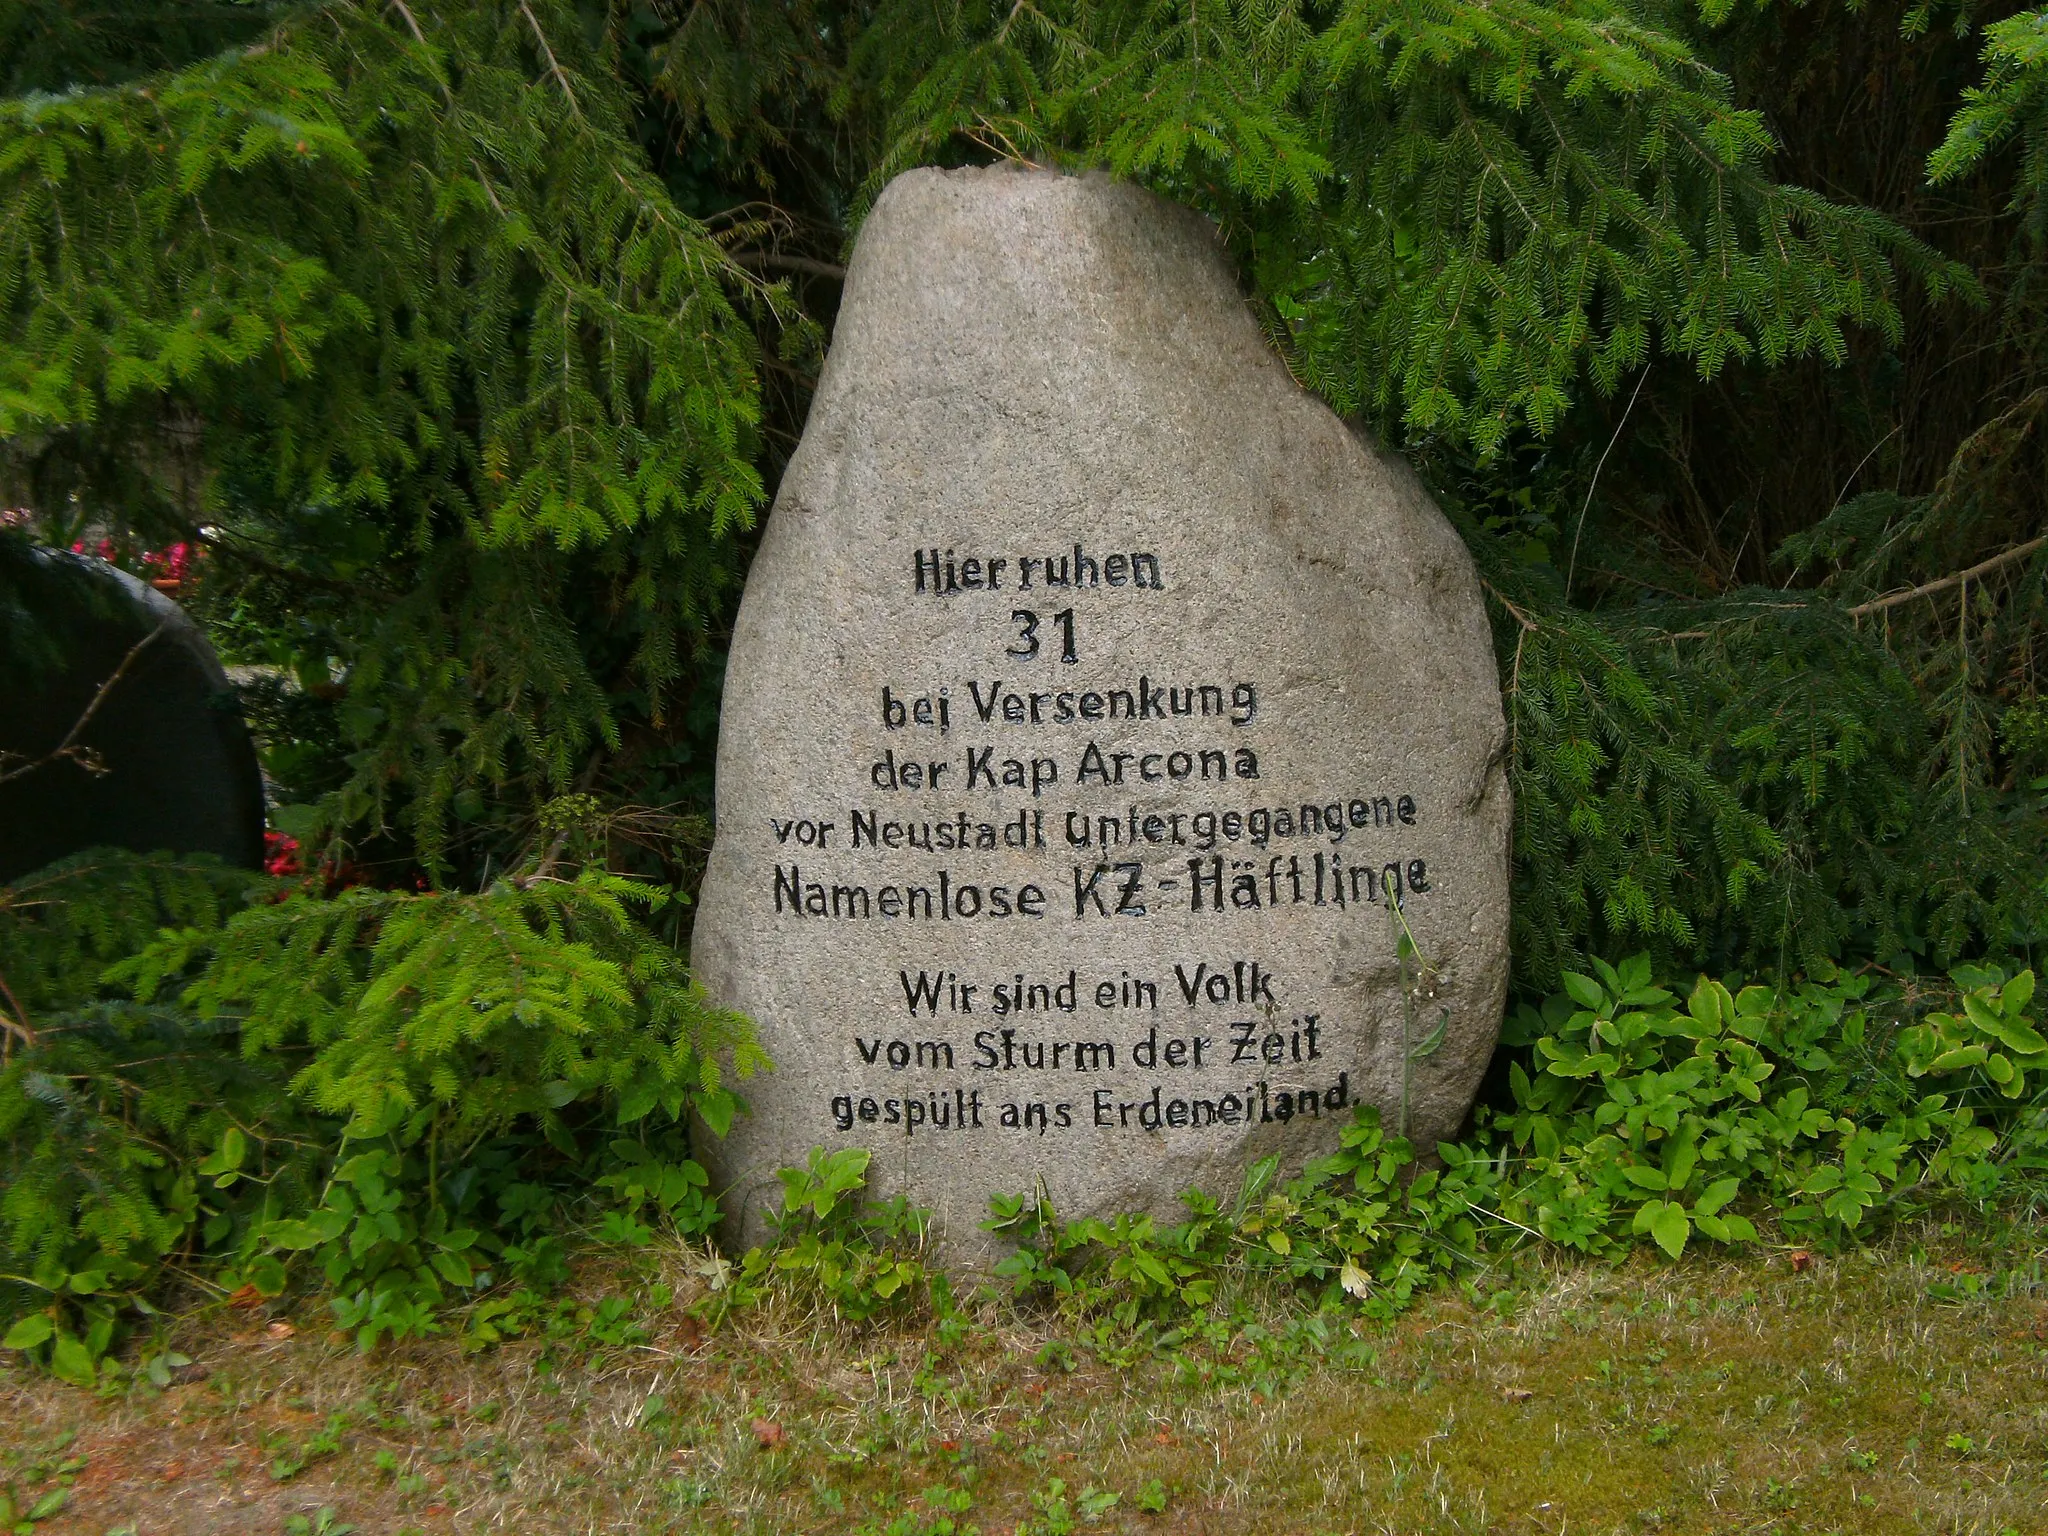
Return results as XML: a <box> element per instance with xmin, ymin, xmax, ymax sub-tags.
<box><xmin>128</xmin><ymin>871</ymin><xmax>758</xmax><ymax>1144</ymax></box>
<box><xmin>2</xmin><ymin>850</ymin><xmax>761</xmax><ymax>1372</ymax></box>
<box><xmin>712</xmin><ymin>1147</ymin><xmax>938</xmax><ymax>1323</ymax></box>
<box><xmin>1899</xmin><ymin>966</ymin><xmax>2048</xmax><ymax>1099</ymax></box>
<box><xmin>964</xmin><ymin>955</ymin><xmax>2048</xmax><ymax>1338</ymax></box>
<box><xmin>852</xmin><ymin>0</ymin><xmax>1958</xmax><ymax>451</ymax></box>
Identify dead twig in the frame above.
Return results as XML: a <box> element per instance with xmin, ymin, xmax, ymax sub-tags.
<box><xmin>730</xmin><ymin>251</ymin><xmax>848</xmax><ymax>281</ymax></box>
<box><xmin>1478</xmin><ymin>576</ymin><xmax>1539</xmax><ymax>632</ymax></box>
<box><xmin>1846</xmin><ymin>534</ymin><xmax>2048</xmax><ymax>617</ymax></box>
<box><xmin>0</xmin><ymin>621</ymin><xmax>168</xmax><ymax>788</ymax></box>
<box><xmin>1565</xmin><ymin>364</ymin><xmax>1651</xmax><ymax>602</ymax></box>
<box><xmin>0</xmin><ymin>965</ymin><xmax>34</xmax><ymax>1057</ymax></box>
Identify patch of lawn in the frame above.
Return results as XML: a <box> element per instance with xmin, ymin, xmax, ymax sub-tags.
<box><xmin>3</xmin><ymin>1224</ymin><xmax>2044</xmax><ymax>1535</ymax></box>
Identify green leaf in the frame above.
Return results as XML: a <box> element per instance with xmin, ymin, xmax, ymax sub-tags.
<box><xmin>1408</xmin><ymin>1010</ymin><xmax>1450</xmax><ymax>1061</ymax></box>
<box><xmin>1982</xmin><ymin>1012</ymin><xmax>2048</xmax><ymax>1056</ymax></box>
<box><xmin>248</xmin><ymin>1255</ymin><xmax>289</xmax><ymax>1297</ymax></box>
<box><xmin>1735</xmin><ymin>986</ymin><xmax>1775</xmax><ymax>1017</ymax></box>
<box><xmin>1663</xmin><ymin>1127</ymin><xmax>1700</xmax><ymax>1191</ymax></box>
<box><xmin>617</xmin><ymin>1080</ymin><xmax>660</xmax><ymax>1124</ymax></box>
<box><xmin>1640</xmin><ymin>1201</ymin><xmax>1690</xmax><ymax>1259</ymax></box>
<box><xmin>2001</xmin><ymin>969</ymin><xmax>2036</xmax><ymax>1018</ymax></box>
<box><xmin>49</xmin><ymin>1333</ymin><xmax>97</xmax><ymax>1387</ymax></box>
<box><xmin>1964</xmin><ymin>992</ymin><xmax>2010</xmax><ymax>1040</ymax></box>
<box><xmin>1720</xmin><ymin>1213</ymin><xmax>1759</xmax><ymax>1243</ymax></box>
<box><xmin>1687</xmin><ymin>977</ymin><xmax>1732</xmax><ymax>1033</ymax></box>
<box><xmin>1693</xmin><ymin>1177</ymin><xmax>1742</xmax><ymax>1217</ymax></box>
<box><xmin>430</xmin><ymin>1250</ymin><xmax>474</xmax><ymax>1288</ymax></box>
<box><xmin>2</xmin><ymin>1315</ymin><xmax>54</xmax><ymax>1350</ymax></box>
<box><xmin>1926</xmin><ymin>1044</ymin><xmax>1990</xmax><ymax>1073</ymax></box>
<box><xmin>26</xmin><ymin>1489</ymin><xmax>66</xmax><ymax>1521</ymax></box>
<box><xmin>1562</xmin><ymin>972</ymin><xmax>1606</xmax><ymax>1011</ymax></box>
<box><xmin>696</xmin><ymin>1087</ymin><xmax>738</xmax><ymax>1139</ymax></box>
<box><xmin>264</xmin><ymin>1219</ymin><xmax>333</xmax><ymax>1252</ymax></box>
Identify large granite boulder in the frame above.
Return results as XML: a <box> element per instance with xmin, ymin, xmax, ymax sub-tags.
<box><xmin>1</xmin><ymin>553</ymin><xmax>264</xmax><ymax>883</ymax></box>
<box><xmin>693</xmin><ymin>166</ymin><xmax>1511</xmax><ymax>1259</ymax></box>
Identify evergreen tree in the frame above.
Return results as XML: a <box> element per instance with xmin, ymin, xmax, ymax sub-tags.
<box><xmin>1</xmin><ymin>0</ymin><xmax>2044</xmax><ymax>1001</ymax></box>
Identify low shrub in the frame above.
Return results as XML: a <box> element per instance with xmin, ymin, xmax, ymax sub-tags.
<box><xmin>0</xmin><ymin>849</ymin><xmax>759</xmax><ymax>1383</ymax></box>
<box><xmin>694</xmin><ymin>954</ymin><xmax>2048</xmax><ymax>1344</ymax></box>
<box><xmin>971</xmin><ymin>957</ymin><xmax>2047</xmax><ymax>1337</ymax></box>
<box><xmin>5</xmin><ymin>849</ymin><xmax>2047</xmax><ymax>1383</ymax></box>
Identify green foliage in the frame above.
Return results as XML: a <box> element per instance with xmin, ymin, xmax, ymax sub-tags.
<box><xmin>850</xmin><ymin>0</ymin><xmax>1963</xmax><ymax>455</ymax></box>
<box><xmin>1476</xmin><ymin>549</ymin><xmax>2024</xmax><ymax>985</ymax></box>
<box><xmin>1931</xmin><ymin>6</ymin><xmax>2048</xmax><ymax>235</ymax></box>
<box><xmin>832</xmin><ymin>0</ymin><xmax>2048</xmax><ymax>979</ymax></box>
<box><xmin>959</xmin><ymin>955</ymin><xmax>2048</xmax><ymax>1338</ymax></box>
<box><xmin>129</xmin><ymin>870</ymin><xmax>761</xmax><ymax>1143</ymax></box>
<box><xmin>249</xmin><ymin>1141</ymin><xmax>567</xmax><ymax>1353</ymax></box>
<box><xmin>711</xmin><ymin>1147</ymin><xmax>942</xmax><ymax>1323</ymax></box>
<box><xmin>9</xmin><ymin>0</ymin><xmax>2048</xmax><ymax>1399</ymax></box>
<box><xmin>0</xmin><ymin>847</ymin><xmax>260</xmax><ymax>1013</ymax></box>
<box><xmin>0</xmin><ymin>1003</ymin><xmax>305</xmax><ymax>1384</ymax></box>
<box><xmin>0</xmin><ymin>0</ymin><xmax>778</xmax><ymax>874</ymax></box>
<box><xmin>0</xmin><ymin>851</ymin><xmax>314</xmax><ymax>1386</ymax></box>
<box><xmin>5</xmin><ymin>0</ymin><xmax>2046</xmax><ymax>979</ymax></box>
<box><xmin>689</xmin><ymin>937</ymin><xmax>2048</xmax><ymax>1344</ymax></box>
<box><xmin>0</xmin><ymin>0</ymin><xmax>285</xmax><ymax>98</ymax></box>
<box><xmin>1898</xmin><ymin>963</ymin><xmax>2048</xmax><ymax>1097</ymax></box>
<box><xmin>0</xmin><ymin>850</ymin><xmax>760</xmax><ymax>1373</ymax></box>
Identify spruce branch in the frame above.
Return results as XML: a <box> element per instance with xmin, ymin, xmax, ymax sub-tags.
<box><xmin>519</xmin><ymin>0</ymin><xmax>584</xmax><ymax>122</ymax></box>
<box><xmin>1846</xmin><ymin>536</ymin><xmax>2048</xmax><ymax>617</ymax></box>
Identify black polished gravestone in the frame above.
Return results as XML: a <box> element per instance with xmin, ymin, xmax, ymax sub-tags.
<box><xmin>1</xmin><ymin>552</ymin><xmax>265</xmax><ymax>884</ymax></box>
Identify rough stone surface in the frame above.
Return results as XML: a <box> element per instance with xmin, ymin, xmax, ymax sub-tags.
<box><xmin>693</xmin><ymin>166</ymin><xmax>1510</xmax><ymax>1260</ymax></box>
<box><xmin>1</xmin><ymin>556</ymin><xmax>265</xmax><ymax>882</ymax></box>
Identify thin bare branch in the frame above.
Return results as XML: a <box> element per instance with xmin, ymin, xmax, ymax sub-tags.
<box><xmin>518</xmin><ymin>0</ymin><xmax>584</xmax><ymax>121</ymax></box>
<box><xmin>0</xmin><ymin>965</ymin><xmax>34</xmax><ymax>1057</ymax></box>
<box><xmin>729</xmin><ymin>251</ymin><xmax>848</xmax><ymax>281</ymax></box>
<box><xmin>0</xmin><ymin>622</ymin><xmax>169</xmax><ymax>788</ymax></box>
<box><xmin>1846</xmin><ymin>534</ymin><xmax>2048</xmax><ymax>617</ymax></box>
<box><xmin>385</xmin><ymin>0</ymin><xmax>457</xmax><ymax>108</ymax></box>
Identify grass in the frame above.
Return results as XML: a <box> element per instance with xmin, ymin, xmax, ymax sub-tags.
<box><xmin>3</xmin><ymin>1224</ymin><xmax>2045</xmax><ymax>1535</ymax></box>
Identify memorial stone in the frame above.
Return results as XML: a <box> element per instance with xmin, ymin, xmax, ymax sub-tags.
<box><xmin>1</xmin><ymin>554</ymin><xmax>265</xmax><ymax>883</ymax></box>
<box><xmin>693</xmin><ymin>166</ymin><xmax>1511</xmax><ymax>1259</ymax></box>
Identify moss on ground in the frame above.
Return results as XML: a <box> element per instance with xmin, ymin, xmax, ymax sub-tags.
<box><xmin>3</xmin><ymin>1226</ymin><xmax>2044</xmax><ymax>1535</ymax></box>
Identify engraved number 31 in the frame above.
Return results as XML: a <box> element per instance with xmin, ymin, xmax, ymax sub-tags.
<box><xmin>1008</xmin><ymin>608</ymin><xmax>1078</xmax><ymax>664</ymax></box>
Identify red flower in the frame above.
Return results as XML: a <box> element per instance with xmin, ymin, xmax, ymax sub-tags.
<box><xmin>263</xmin><ymin>831</ymin><xmax>303</xmax><ymax>878</ymax></box>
